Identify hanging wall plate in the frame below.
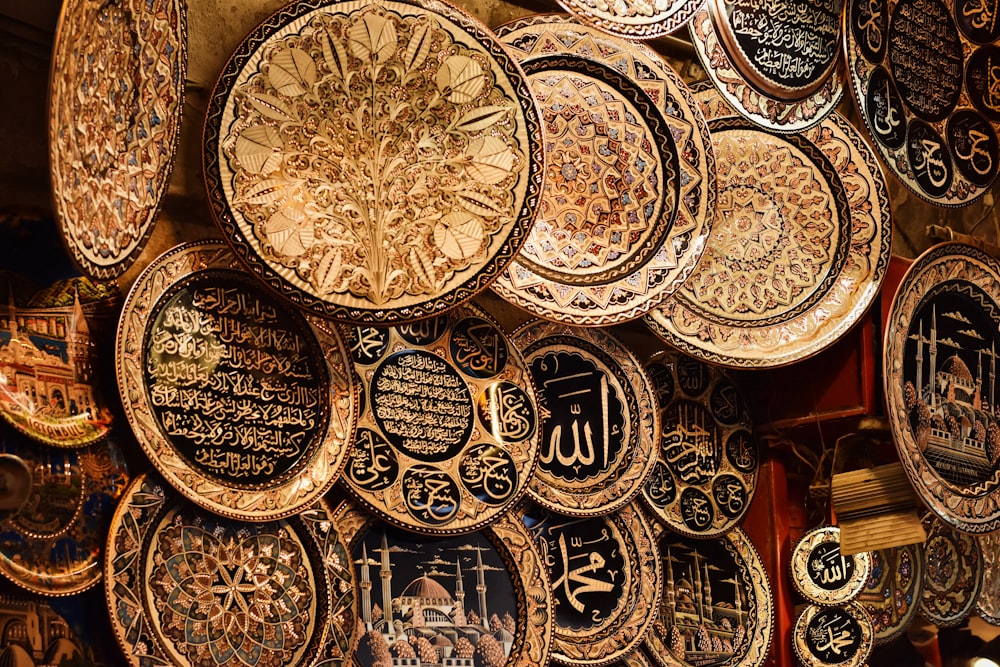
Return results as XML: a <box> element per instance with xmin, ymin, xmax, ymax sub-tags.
<box><xmin>792</xmin><ymin>603</ymin><xmax>874</xmax><ymax>667</ymax></box>
<box><xmin>553</xmin><ymin>0</ymin><xmax>706</xmax><ymax>39</ymax></box>
<box><xmin>790</xmin><ymin>526</ymin><xmax>873</xmax><ymax>606</ymax></box>
<box><xmin>856</xmin><ymin>543</ymin><xmax>924</xmax><ymax>645</ymax></box>
<box><xmin>919</xmin><ymin>511</ymin><xmax>983</xmax><ymax>626</ymax></box>
<box><xmin>977</xmin><ymin>531</ymin><xmax>1000</xmax><ymax>625</ymax></box>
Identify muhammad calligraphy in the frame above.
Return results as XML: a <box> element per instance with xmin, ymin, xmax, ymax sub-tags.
<box><xmin>796</xmin><ymin>604</ymin><xmax>872</xmax><ymax>666</ymax></box>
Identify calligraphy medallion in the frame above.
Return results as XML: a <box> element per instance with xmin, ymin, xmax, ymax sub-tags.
<box><xmin>491</xmin><ymin>16</ymin><xmax>715</xmax><ymax>325</ymax></box>
<box><xmin>855</xmin><ymin>543</ymin><xmax>924</xmax><ymax>644</ymax></box>
<box><xmin>344</xmin><ymin>303</ymin><xmax>539</xmax><ymax>534</ymax></box>
<box><xmin>116</xmin><ymin>241</ymin><xmax>356</xmax><ymax>521</ymax></box>
<box><xmin>513</xmin><ymin>320</ymin><xmax>658</xmax><ymax>516</ymax></box>
<box><xmin>918</xmin><ymin>511</ymin><xmax>983</xmax><ymax>626</ymax></box>
<box><xmin>976</xmin><ymin>531</ymin><xmax>1000</xmax><ymax>624</ymax></box>
<box><xmin>790</xmin><ymin>526</ymin><xmax>872</xmax><ymax>605</ymax></box>
<box><xmin>792</xmin><ymin>603</ymin><xmax>873</xmax><ymax>667</ymax></box>
<box><xmin>203</xmin><ymin>0</ymin><xmax>543</xmax><ymax>324</ymax></box>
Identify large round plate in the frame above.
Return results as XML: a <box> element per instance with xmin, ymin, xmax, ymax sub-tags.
<box><xmin>646</xmin><ymin>83</ymin><xmax>892</xmax><ymax>368</ymax></box>
<box><xmin>976</xmin><ymin>531</ymin><xmax>1000</xmax><ymax>625</ymax></box>
<box><xmin>48</xmin><ymin>0</ymin><xmax>186</xmax><ymax>279</ymax></box>
<box><xmin>552</xmin><ymin>0</ymin><xmax>705</xmax><ymax>39</ymax></box>
<box><xmin>342</xmin><ymin>304</ymin><xmax>539</xmax><ymax>534</ymax></box>
<box><xmin>491</xmin><ymin>16</ymin><xmax>715</xmax><ymax>326</ymax></box>
<box><xmin>203</xmin><ymin>0</ymin><xmax>543</xmax><ymax>324</ymax></box>
<box><xmin>513</xmin><ymin>319</ymin><xmax>658</xmax><ymax>516</ymax></box>
<box><xmin>116</xmin><ymin>241</ymin><xmax>356</xmax><ymax>521</ymax></box>
<box><xmin>789</xmin><ymin>526</ymin><xmax>872</xmax><ymax>606</ymax></box>
<box><xmin>105</xmin><ymin>472</ymin><xmax>355</xmax><ymax>667</ymax></box>
<box><xmin>855</xmin><ymin>544</ymin><xmax>924</xmax><ymax>645</ymax></box>
<box><xmin>845</xmin><ymin>0</ymin><xmax>1000</xmax><ymax>205</ymax></box>
<box><xmin>884</xmin><ymin>243</ymin><xmax>1000</xmax><ymax>533</ymax></box>
<box><xmin>792</xmin><ymin>603</ymin><xmax>873</xmax><ymax>667</ymax></box>
<box><xmin>919</xmin><ymin>511</ymin><xmax>983</xmax><ymax>626</ymax></box>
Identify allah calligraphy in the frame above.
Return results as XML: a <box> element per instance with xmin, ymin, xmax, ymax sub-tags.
<box><xmin>794</xmin><ymin>604</ymin><xmax>873</xmax><ymax>667</ymax></box>
<box><xmin>791</xmin><ymin>527</ymin><xmax>872</xmax><ymax>605</ymax></box>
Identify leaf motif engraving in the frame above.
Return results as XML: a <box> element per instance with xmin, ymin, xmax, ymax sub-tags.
<box><xmin>464</xmin><ymin>135</ymin><xmax>516</xmax><ymax>184</ymax></box>
<box><xmin>245</xmin><ymin>92</ymin><xmax>298</xmax><ymax>123</ymax></box>
<box><xmin>234</xmin><ymin>125</ymin><xmax>284</xmax><ymax>175</ymax></box>
<box><xmin>238</xmin><ymin>178</ymin><xmax>290</xmax><ymax>206</ymax></box>
<box><xmin>268</xmin><ymin>47</ymin><xmax>317</xmax><ymax>96</ymax></box>
<box><xmin>347</xmin><ymin>13</ymin><xmax>397</xmax><ymax>63</ymax></box>
<box><xmin>434</xmin><ymin>212</ymin><xmax>485</xmax><ymax>260</ymax></box>
<box><xmin>265</xmin><ymin>208</ymin><xmax>313</xmax><ymax>256</ymax></box>
<box><xmin>437</xmin><ymin>55</ymin><xmax>485</xmax><ymax>103</ymax></box>
<box><xmin>402</xmin><ymin>21</ymin><xmax>432</xmax><ymax>73</ymax></box>
<box><xmin>451</xmin><ymin>105</ymin><xmax>512</xmax><ymax>133</ymax></box>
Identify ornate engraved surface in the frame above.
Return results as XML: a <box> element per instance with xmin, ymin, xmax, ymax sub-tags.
<box><xmin>790</xmin><ymin>526</ymin><xmax>872</xmax><ymax>606</ymax></box>
<box><xmin>553</xmin><ymin>0</ymin><xmax>705</xmax><ymax>38</ymax></box>
<box><xmin>204</xmin><ymin>0</ymin><xmax>542</xmax><ymax>323</ymax></box>
<box><xmin>116</xmin><ymin>241</ymin><xmax>356</xmax><ymax>521</ymax></box>
<box><xmin>976</xmin><ymin>531</ymin><xmax>1000</xmax><ymax>624</ymax></box>
<box><xmin>919</xmin><ymin>512</ymin><xmax>983</xmax><ymax>626</ymax></box>
<box><xmin>491</xmin><ymin>16</ymin><xmax>715</xmax><ymax>325</ymax></box>
<box><xmin>856</xmin><ymin>544</ymin><xmax>924</xmax><ymax>645</ymax></box>
<box><xmin>513</xmin><ymin>319</ymin><xmax>658</xmax><ymax>516</ymax></box>
<box><xmin>48</xmin><ymin>0</ymin><xmax>185</xmax><ymax>279</ymax></box>
<box><xmin>792</xmin><ymin>603</ymin><xmax>873</xmax><ymax>667</ymax></box>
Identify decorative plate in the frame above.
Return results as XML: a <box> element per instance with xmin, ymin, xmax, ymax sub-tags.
<box><xmin>792</xmin><ymin>603</ymin><xmax>874</xmax><ymax>667</ymax></box>
<box><xmin>342</xmin><ymin>304</ymin><xmax>539</xmax><ymax>534</ymax></box>
<box><xmin>641</xmin><ymin>350</ymin><xmax>759</xmax><ymax>537</ymax></box>
<box><xmin>116</xmin><ymin>241</ymin><xmax>357</xmax><ymax>521</ymax></box>
<box><xmin>48</xmin><ymin>0</ymin><xmax>186</xmax><ymax>279</ymax></box>
<box><xmin>512</xmin><ymin>319</ymin><xmax>658</xmax><ymax>516</ymax></box>
<box><xmin>884</xmin><ymin>243</ymin><xmax>1000</xmax><ymax>533</ymax></box>
<box><xmin>919</xmin><ymin>511</ymin><xmax>983</xmax><ymax>626</ymax></box>
<box><xmin>491</xmin><ymin>16</ymin><xmax>715</xmax><ymax>326</ymax></box>
<box><xmin>790</xmin><ymin>526</ymin><xmax>873</xmax><ymax>606</ymax></box>
<box><xmin>644</xmin><ymin>526</ymin><xmax>773</xmax><ymax>667</ymax></box>
<box><xmin>845</xmin><ymin>0</ymin><xmax>1000</xmax><ymax>205</ymax></box>
<box><xmin>856</xmin><ymin>544</ymin><xmax>924</xmax><ymax>645</ymax></box>
<box><xmin>203</xmin><ymin>0</ymin><xmax>543</xmax><ymax>324</ymax></box>
<box><xmin>645</xmin><ymin>83</ymin><xmax>892</xmax><ymax>368</ymax></box>
<box><xmin>552</xmin><ymin>0</ymin><xmax>705</xmax><ymax>39</ymax></box>
<box><xmin>105</xmin><ymin>472</ymin><xmax>355</xmax><ymax>667</ymax></box>
<box><xmin>689</xmin><ymin>9</ymin><xmax>845</xmax><ymax>132</ymax></box>
<box><xmin>976</xmin><ymin>531</ymin><xmax>1000</xmax><ymax>624</ymax></box>
<box><xmin>0</xmin><ymin>431</ymin><xmax>128</xmax><ymax>595</ymax></box>
<box><xmin>331</xmin><ymin>498</ymin><xmax>552</xmax><ymax>667</ymax></box>
<box><xmin>521</xmin><ymin>502</ymin><xmax>661</xmax><ymax>665</ymax></box>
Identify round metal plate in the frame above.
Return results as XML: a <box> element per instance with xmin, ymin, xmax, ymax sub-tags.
<box><xmin>552</xmin><ymin>0</ymin><xmax>706</xmax><ymax>39</ymax></box>
<box><xmin>919</xmin><ymin>511</ymin><xmax>983</xmax><ymax>626</ymax></box>
<box><xmin>203</xmin><ymin>0</ymin><xmax>543</xmax><ymax>324</ymax></box>
<box><xmin>976</xmin><ymin>531</ymin><xmax>1000</xmax><ymax>624</ymax></box>
<box><xmin>790</xmin><ymin>526</ymin><xmax>873</xmax><ymax>606</ymax></box>
<box><xmin>792</xmin><ymin>603</ymin><xmax>874</xmax><ymax>667</ymax></box>
<box><xmin>856</xmin><ymin>543</ymin><xmax>924</xmax><ymax>645</ymax></box>
<box><xmin>116</xmin><ymin>241</ymin><xmax>356</xmax><ymax>521</ymax></box>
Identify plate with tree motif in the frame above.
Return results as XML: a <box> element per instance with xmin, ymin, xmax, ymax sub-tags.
<box><xmin>792</xmin><ymin>603</ymin><xmax>873</xmax><ymax>667</ymax></box>
<box><xmin>790</xmin><ymin>526</ymin><xmax>872</xmax><ymax>606</ymax></box>
<box><xmin>919</xmin><ymin>511</ymin><xmax>983</xmax><ymax>626</ymax></box>
<box><xmin>855</xmin><ymin>544</ymin><xmax>924</xmax><ymax>644</ymax></box>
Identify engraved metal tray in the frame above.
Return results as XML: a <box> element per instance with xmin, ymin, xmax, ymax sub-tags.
<box><xmin>792</xmin><ymin>602</ymin><xmax>874</xmax><ymax>667</ymax></box>
<box><xmin>919</xmin><ymin>511</ymin><xmax>983</xmax><ymax>627</ymax></box>
<box><xmin>976</xmin><ymin>531</ymin><xmax>1000</xmax><ymax>625</ymax></box>
<box><xmin>856</xmin><ymin>543</ymin><xmax>924</xmax><ymax>645</ymax></box>
<box><xmin>789</xmin><ymin>525</ymin><xmax>872</xmax><ymax>606</ymax></box>
<box><xmin>552</xmin><ymin>0</ymin><xmax>705</xmax><ymax>39</ymax></box>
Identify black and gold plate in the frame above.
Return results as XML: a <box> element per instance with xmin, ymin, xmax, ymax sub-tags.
<box><xmin>919</xmin><ymin>511</ymin><xmax>983</xmax><ymax>627</ymax></box>
<box><xmin>792</xmin><ymin>603</ymin><xmax>874</xmax><ymax>667</ymax></box>
<box><xmin>790</xmin><ymin>526</ymin><xmax>872</xmax><ymax>605</ymax></box>
<box><xmin>856</xmin><ymin>543</ymin><xmax>924</xmax><ymax>645</ymax></box>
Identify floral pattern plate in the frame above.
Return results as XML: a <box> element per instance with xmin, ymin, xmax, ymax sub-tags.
<box><xmin>855</xmin><ymin>543</ymin><xmax>924</xmax><ymax>645</ymax></box>
<box><xmin>553</xmin><ymin>0</ymin><xmax>705</xmax><ymax>39</ymax></box>
<box><xmin>203</xmin><ymin>0</ymin><xmax>543</xmax><ymax>324</ymax></box>
<box><xmin>792</xmin><ymin>602</ymin><xmax>873</xmax><ymax>667</ymax></box>
<box><xmin>919</xmin><ymin>511</ymin><xmax>982</xmax><ymax>626</ymax></box>
<box><xmin>790</xmin><ymin>526</ymin><xmax>872</xmax><ymax>606</ymax></box>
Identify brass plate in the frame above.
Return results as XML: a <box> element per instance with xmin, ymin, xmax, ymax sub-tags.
<box><xmin>331</xmin><ymin>497</ymin><xmax>552</xmax><ymax>667</ymax></box>
<box><xmin>203</xmin><ymin>0</ymin><xmax>543</xmax><ymax>324</ymax></box>
<box><xmin>116</xmin><ymin>241</ymin><xmax>356</xmax><ymax>521</ymax></box>
<box><xmin>976</xmin><ymin>531</ymin><xmax>1000</xmax><ymax>624</ymax></box>
<box><xmin>792</xmin><ymin>603</ymin><xmax>873</xmax><ymax>667</ymax></box>
<box><xmin>919</xmin><ymin>511</ymin><xmax>983</xmax><ymax>626</ymax></box>
<box><xmin>521</xmin><ymin>502</ymin><xmax>662</xmax><ymax>665</ymax></box>
<box><xmin>790</xmin><ymin>526</ymin><xmax>872</xmax><ymax>606</ymax></box>
<box><xmin>646</xmin><ymin>83</ymin><xmax>892</xmax><ymax>368</ymax></box>
<box><xmin>105</xmin><ymin>472</ymin><xmax>355</xmax><ymax>667</ymax></box>
<box><xmin>491</xmin><ymin>16</ymin><xmax>715</xmax><ymax>325</ymax></box>
<box><xmin>552</xmin><ymin>0</ymin><xmax>705</xmax><ymax>39</ymax></box>
<box><xmin>513</xmin><ymin>319</ymin><xmax>658</xmax><ymax>516</ymax></box>
<box><xmin>48</xmin><ymin>0</ymin><xmax>185</xmax><ymax>279</ymax></box>
<box><xmin>343</xmin><ymin>304</ymin><xmax>539</xmax><ymax>534</ymax></box>
<box><xmin>856</xmin><ymin>544</ymin><xmax>924</xmax><ymax>645</ymax></box>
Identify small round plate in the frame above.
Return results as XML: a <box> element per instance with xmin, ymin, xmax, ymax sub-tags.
<box><xmin>491</xmin><ymin>16</ymin><xmax>715</xmax><ymax>326</ymax></box>
<box><xmin>856</xmin><ymin>544</ymin><xmax>924</xmax><ymax>645</ymax></box>
<box><xmin>204</xmin><ymin>0</ymin><xmax>543</xmax><ymax>324</ymax></box>
<box><xmin>513</xmin><ymin>319</ymin><xmax>658</xmax><ymax>516</ymax></box>
<box><xmin>105</xmin><ymin>472</ymin><xmax>355</xmax><ymax>667</ymax></box>
<box><xmin>342</xmin><ymin>304</ymin><xmax>539</xmax><ymax>534</ymax></box>
<box><xmin>884</xmin><ymin>243</ymin><xmax>1000</xmax><ymax>533</ymax></box>
<box><xmin>790</xmin><ymin>526</ymin><xmax>872</xmax><ymax>605</ymax></box>
<box><xmin>116</xmin><ymin>241</ymin><xmax>357</xmax><ymax>521</ymax></box>
<box><xmin>792</xmin><ymin>603</ymin><xmax>874</xmax><ymax>667</ymax></box>
<box><xmin>976</xmin><ymin>531</ymin><xmax>1000</xmax><ymax>624</ymax></box>
<box><xmin>919</xmin><ymin>511</ymin><xmax>983</xmax><ymax>626</ymax></box>
<box><xmin>641</xmin><ymin>350</ymin><xmax>759</xmax><ymax>538</ymax></box>
<box><xmin>48</xmin><ymin>0</ymin><xmax>186</xmax><ymax>279</ymax></box>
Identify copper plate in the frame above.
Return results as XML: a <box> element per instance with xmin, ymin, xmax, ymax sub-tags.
<box><xmin>856</xmin><ymin>544</ymin><xmax>924</xmax><ymax>645</ymax></box>
<box><xmin>919</xmin><ymin>512</ymin><xmax>983</xmax><ymax>626</ymax></box>
<box><xmin>48</xmin><ymin>0</ymin><xmax>186</xmax><ymax>279</ymax></box>
<box><xmin>790</xmin><ymin>526</ymin><xmax>872</xmax><ymax>606</ymax></box>
<box><xmin>646</xmin><ymin>83</ymin><xmax>892</xmax><ymax>368</ymax></box>
<box><xmin>343</xmin><ymin>304</ymin><xmax>539</xmax><ymax>534</ymax></box>
<box><xmin>105</xmin><ymin>472</ymin><xmax>355</xmax><ymax>667</ymax></box>
<box><xmin>884</xmin><ymin>243</ymin><xmax>1000</xmax><ymax>533</ymax></box>
<box><xmin>792</xmin><ymin>603</ymin><xmax>873</xmax><ymax>667</ymax></box>
<box><xmin>203</xmin><ymin>0</ymin><xmax>543</xmax><ymax>324</ymax></box>
<box><xmin>513</xmin><ymin>319</ymin><xmax>658</xmax><ymax>516</ymax></box>
<box><xmin>977</xmin><ymin>531</ymin><xmax>1000</xmax><ymax>625</ymax></box>
<box><xmin>116</xmin><ymin>241</ymin><xmax>356</xmax><ymax>521</ymax></box>
<box><xmin>491</xmin><ymin>16</ymin><xmax>715</xmax><ymax>325</ymax></box>
<box><xmin>641</xmin><ymin>350</ymin><xmax>759</xmax><ymax>537</ymax></box>
<box><xmin>552</xmin><ymin>0</ymin><xmax>705</xmax><ymax>39</ymax></box>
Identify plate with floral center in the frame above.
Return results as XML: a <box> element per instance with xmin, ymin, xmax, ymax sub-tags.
<box><xmin>919</xmin><ymin>511</ymin><xmax>983</xmax><ymax>626</ymax></box>
<box><xmin>855</xmin><ymin>543</ymin><xmax>924</xmax><ymax>644</ymax></box>
<box><xmin>790</xmin><ymin>525</ymin><xmax>872</xmax><ymax>605</ymax></box>
<box><xmin>792</xmin><ymin>602</ymin><xmax>873</xmax><ymax>667</ymax></box>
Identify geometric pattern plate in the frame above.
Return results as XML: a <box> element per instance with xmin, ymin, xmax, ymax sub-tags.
<box><xmin>855</xmin><ymin>543</ymin><xmax>924</xmax><ymax>645</ymax></box>
<box><xmin>792</xmin><ymin>602</ymin><xmax>874</xmax><ymax>667</ymax></box>
<box><xmin>790</xmin><ymin>526</ymin><xmax>873</xmax><ymax>606</ymax></box>
<box><xmin>491</xmin><ymin>15</ymin><xmax>715</xmax><ymax>326</ymax></box>
<box><xmin>203</xmin><ymin>0</ymin><xmax>543</xmax><ymax>324</ymax></box>
<box><xmin>977</xmin><ymin>531</ymin><xmax>1000</xmax><ymax>625</ymax></box>
<box><xmin>919</xmin><ymin>511</ymin><xmax>983</xmax><ymax>627</ymax></box>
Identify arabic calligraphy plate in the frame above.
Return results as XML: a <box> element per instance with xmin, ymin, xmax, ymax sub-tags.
<box><xmin>116</xmin><ymin>241</ymin><xmax>357</xmax><ymax>521</ymax></box>
<box><xmin>491</xmin><ymin>15</ymin><xmax>715</xmax><ymax>326</ymax></box>
<box><xmin>331</xmin><ymin>497</ymin><xmax>552</xmax><ymax>667</ymax></box>
<box><xmin>884</xmin><ymin>243</ymin><xmax>1000</xmax><ymax>533</ymax></box>
<box><xmin>203</xmin><ymin>0</ymin><xmax>543</xmax><ymax>325</ymax></box>
<box><xmin>342</xmin><ymin>303</ymin><xmax>539</xmax><ymax>535</ymax></box>
<box><xmin>48</xmin><ymin>0</ymin><xmax>185</xmax><ymax>279</ymax></box>
<box><xmin>645</xmin><ymin>82</ymin><xmax>892</xmax><ymax>368</ymax></box>
<box><xmin>845</xmin><ymin>0</ymin><xmax>1000</xmax><ymax>205</ymax></box>
<box><xmin>976</xmin><ymin>531</ymin><xmax>1000</xmax><ymax>624</ymax></box>
<box><xmin>790</xmin><ymin>526</ymin><xmax>872</xmax><ymax>606</ymax></box>
<box><xmin>855</xmin><ymin>543</ymin><xmax>924</xmax><ymax>645</ymax></box>
<box><xmin>918</xmin><ymin>511</ymin><xmax>983</xmax><ymax>626</ymax></box>
<box><xmin>792</xmin><ymin>602</ymin><xmax>873</xmax><ymax>667</ymax></box>
<box><xmin>105</xmin><ymin>472</ymin><xmax>355</xmax><ymax>667</ymax></box>
<box><xmin>512</xmin><ymin>319</ymin><xmax>658</xmax><ymax>516</ymax></box>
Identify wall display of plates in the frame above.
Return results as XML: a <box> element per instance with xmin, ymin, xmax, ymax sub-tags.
<box><xmin>491</xmin><ymin>15</ymin><xmax>715</xmax><ymax>326</ymax></box>
<box><xmin>884</xmin><ymin>243</ymin><xmax>1000</xmax><ymax>533</ymax></box>
<box><xmin>977</xmin><ymin>531</ymin><xmax>1000</xmax><ymax>624</ymax></box>
<box><xmin>792</xmin><ymin>602</ymin><xmax>874</xmax><ymax>667</ymax></box>
<box><xmin>116</xmin><ymin>241</ymin><xmax>357</xmax><ymax>521</ymax></box>
<box><xmin>855</xmin><ymin>543</ymin><xmax>924</xmax><ymax>645</ymax></box>
<box><xmin>203</xmin><ymin>0</ymin><xmax>543</xmax><ymax>324</ymax></box>
<box><xmin>641</xmin><ymin>351</ymin><xmax>759</xmax><ymax>538</ymax></box>
<box><xmin>104</xmin><ymin>472</ymin><xmax>355</xmax><ymax>667</ymax></box>
<box><xmin>48</xmin><ymin>0</ymin><xmax>186</xmax><ymax>279</ymax></box>
<box><xmin>845</xmin><ymin>0</ymin><xmax>1000</xmax><ymax>206</ymax></box>
<box><xmin>332</xmin><ymin>498</ymin><xmax>552</xmax><ymax>667</ymax></box>
<box><xmin>552</xmin><ymin>0</ymin><xmax>706</xmax><ymax>39</ymax></box>
<box><xmin>919</xmin><ymin>511</ymin><xmax>983</xmax><ymax>626</ymax></box>
<box><xmin>343</xmin><ymin>305</ymin><xmax>539</xmax><ymax>534</ymax></box>
<box><xmin>790</xmin><ymin>526</ymin><xmax>872</xmax><ymax>606</ymax></box>
<box><xmin>513</xmin><ymin>319</ymin><xmax>658</xmax><ymax>516</ymax></box>
<box><xmin>646</xmin><ymin>83</ymin><xmax>892</xmax><ymax>368</ymax></box>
